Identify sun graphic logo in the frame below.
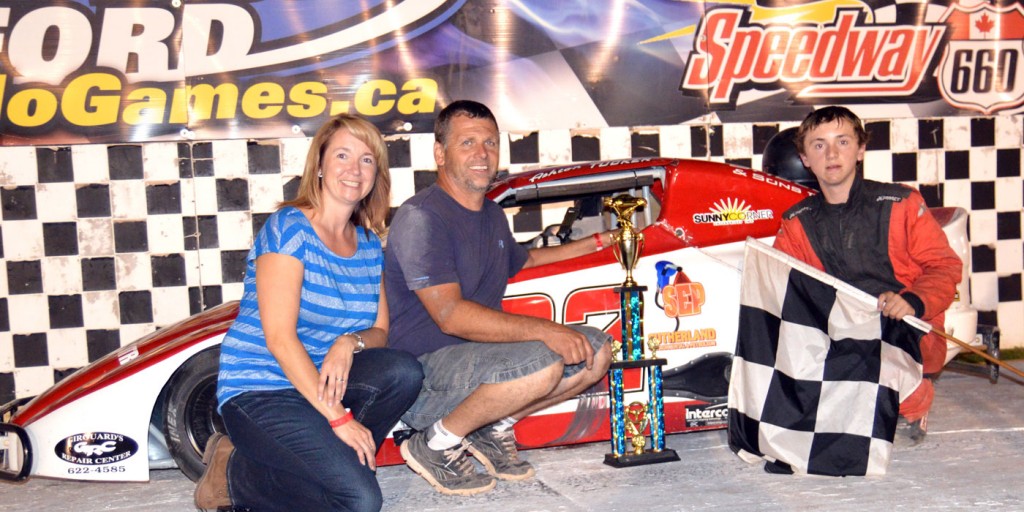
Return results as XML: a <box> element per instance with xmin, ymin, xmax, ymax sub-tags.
<box><xmin>938</xmin><ymin>2</ymin><xmax>1024</xmax><ymax>114</ymax></box>
<box><xmin>692</xmin><ymin>198</ymin><xmax>773</xmax><ymax>226</ymax></box>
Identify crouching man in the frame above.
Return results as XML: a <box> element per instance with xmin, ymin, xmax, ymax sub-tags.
<box><xmin>385</xmin><ymin>100</ymin><xmax>613</xmax><ymax>495</ymax></box>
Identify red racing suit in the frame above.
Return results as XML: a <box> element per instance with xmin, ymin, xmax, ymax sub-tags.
<box><xmin>773</xmin><ymin>176</ymin><xmax>962</xmax><ymax>421</ymax></box>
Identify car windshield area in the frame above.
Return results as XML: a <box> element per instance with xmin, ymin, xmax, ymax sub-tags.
<box><xmin>504</xmin><ymin>184</ymin><xmax>662</xmax><ymax>249</ymax></box>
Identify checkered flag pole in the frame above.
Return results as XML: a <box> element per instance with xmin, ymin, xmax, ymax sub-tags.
<box><xmin>728</xmin><ymin>238</ymin><xmax>928</xmax><ymax>476</ymax></box>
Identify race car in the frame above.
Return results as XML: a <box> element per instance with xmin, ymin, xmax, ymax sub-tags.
<box><xmin>0</xmin><ymin>156</ymin><xmax>992</xmax><ymax>483</ymax></box>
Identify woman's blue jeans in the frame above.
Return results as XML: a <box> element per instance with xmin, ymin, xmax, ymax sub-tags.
<box><xmin>220</xmin><ymin>348</ymin><xmax>423</xmax><ymax>512</ymax></box>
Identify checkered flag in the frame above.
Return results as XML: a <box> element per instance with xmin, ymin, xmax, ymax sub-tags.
<box><xmin>728</xmin><ymin>239</ymin><xmax>927</xmax><ymax>476</ymax></box>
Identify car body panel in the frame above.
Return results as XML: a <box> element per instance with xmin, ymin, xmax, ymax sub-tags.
<box><xmin>24</xmin><ymin>336</ymin><xmax>222</xmax><ymax>481</ymax></box>
<box><xmin>2</xmin><ymin>304</ymin><xmax>236</xmax><ymax>481</ymax></box>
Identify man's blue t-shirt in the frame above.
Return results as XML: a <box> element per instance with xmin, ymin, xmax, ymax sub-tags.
<box><xmin>385</xmin><ymin>185</ymin><xmax>529</xmax><ymax>357</ymax></box>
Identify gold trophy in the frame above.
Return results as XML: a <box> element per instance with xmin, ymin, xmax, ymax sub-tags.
<box><xmin>602</xmin><ymin>194</ymin><xmax>679</xmax><ymax>467</ymax></box>
<box><xmin>605</xmin><ymin>195</ymin><xmax>646</xmax><ymax>288</ymax></box>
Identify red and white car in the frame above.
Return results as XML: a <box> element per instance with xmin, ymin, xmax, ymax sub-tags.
<box><xmin>0</xmin><ymin>157</ymin><xmax>992</xmax><ymax>483</ymax></box>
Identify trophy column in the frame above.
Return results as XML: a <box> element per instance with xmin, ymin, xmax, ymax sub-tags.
<box><xmin>602</xmin><ymin>194</ymin><xmax>680</xmax><ymax>468</ymax></box>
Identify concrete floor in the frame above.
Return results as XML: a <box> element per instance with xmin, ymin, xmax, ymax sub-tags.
<box><xmin>2</xmin><ymin>362</ymin><xmax>1021</xmax><ymax>512</ymax></box>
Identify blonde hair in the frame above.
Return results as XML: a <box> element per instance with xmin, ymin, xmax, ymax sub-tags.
<box><xmin>280</xmin><ymin>114</ymin><xmax>391</xmax><ymax>236</ymax></box>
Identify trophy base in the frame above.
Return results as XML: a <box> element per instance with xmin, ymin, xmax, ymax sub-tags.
<box><xmin>603</xmin><ymin>448</ymin><xmax>680</xmax><ymax>468</ymax></box>
<box><xmin>610</xmin><ymin>358</ymin><xmax>667</xmax><ymax>370</ymax></box>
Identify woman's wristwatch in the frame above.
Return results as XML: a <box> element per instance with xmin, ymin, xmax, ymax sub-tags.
<box><xmin>351</xmin><ymin>332</ymin><xmax>365</xmax><ymax>353</ymax></box>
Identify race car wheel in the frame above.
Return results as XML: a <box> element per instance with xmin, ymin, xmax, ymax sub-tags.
<box><xmin>163</xmin><ymin>347</ymin><xmax>224</xmax><ymax>482</ymax></box>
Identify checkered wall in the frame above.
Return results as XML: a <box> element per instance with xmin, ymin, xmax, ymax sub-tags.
<box><xmin>1</xmin><ymin>115</ymin><xmax>1022</xmax><ymax>404</ymax></box>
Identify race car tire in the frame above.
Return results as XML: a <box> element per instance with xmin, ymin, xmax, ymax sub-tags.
<box><xmin>163</xmin><ymin>347</ymin><xmax>224</xmax><ymax>482</ymax></box>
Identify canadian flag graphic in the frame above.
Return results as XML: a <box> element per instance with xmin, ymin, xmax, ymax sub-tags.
<box><xmin>969</xmin><ymin>11</ymin><xmax>1000</xmax><ymax>40</ymax></box>
<box><xmin>944</xmin><ymin>2</ymin><xmax>1024</xmax><ymax>42</ymax></box>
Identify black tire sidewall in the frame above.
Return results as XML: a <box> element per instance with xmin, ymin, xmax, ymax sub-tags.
<box><xmin>163</xmin><ymin>347</ymin><xmax>222</xmax><ymax>482</ymax></box>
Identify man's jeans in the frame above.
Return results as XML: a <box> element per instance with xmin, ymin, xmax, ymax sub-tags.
<box><xmin>220</xmin><ymin>348</ymin><xmax>423</xmax><ymax>512</ymax></box>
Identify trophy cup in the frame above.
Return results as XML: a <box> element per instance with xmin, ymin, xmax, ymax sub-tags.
<box><xmin>603</xmin><ymin>194</ymin><xmax>680</xmax><ymax>467</ymax></box>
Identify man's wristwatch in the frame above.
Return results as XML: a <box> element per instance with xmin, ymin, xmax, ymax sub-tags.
<box><xmin>351</xmin><ymin>332</ymin><xmax>365</xmax><ymax>353</ymax></box>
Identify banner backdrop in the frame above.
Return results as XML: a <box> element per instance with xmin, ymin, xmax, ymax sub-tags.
<box><xmin>1</xmin><ymin>0</ymin><xmax>1022</xmax><ymax>145</ymax></box>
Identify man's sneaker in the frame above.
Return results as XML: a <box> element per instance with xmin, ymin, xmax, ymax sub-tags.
<box><xmin>466</xmin><ymin>427</ymin><xmax>535</xmax><ymax>481</ymax></box>
<box><xmin>894</xmin><ymin>414</ymin><xmax>928</xmax><ymax>449</ymax></box>
<box><xmin>400</xmin><ymin>430</ymin><xmax>496</xmax><ymax>496</ymax></box>
<box><xmin>194</xmin><ymin>433</ymin><xmax>233</xmax><ymax>510</ymax></box>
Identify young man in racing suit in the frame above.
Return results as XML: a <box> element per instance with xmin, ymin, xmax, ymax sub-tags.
<box><xmin>773</xmin><ymin>106</ymin><xmax>962</xmax><ymax>444</ymax></box>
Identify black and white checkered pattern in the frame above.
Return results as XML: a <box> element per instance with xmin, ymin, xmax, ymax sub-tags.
<box><xmin>0</xmin><ymin>115</ymin><xmax>1021</xmax><ymax>406</ymax></box>
<box><xmin>728</xmin><ymin>240</ymin><xmax>927</xmax><ymax>476</ymax></box>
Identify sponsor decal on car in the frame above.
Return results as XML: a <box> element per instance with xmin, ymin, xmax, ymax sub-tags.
<box><xmin>648</xmin><ymin>328</ymin><xmax>718</xmax><ymax>350</ymax></box>
<box><xmin>526</xmin><ymin>157</ymin><xmax>658</xmax><ymax>183</ymax></box>
<box><xmin>732</xmin><ymin>168</ymin><xmax>809</xmax><ymax>194</ymax></box>
<box><xmin>662</xmin><ymin>282</ymin><xmax>706</xmax><ymax>318</ymax></box>
<box><xmin>685</xmin><ymin>402</ymin><xmax>729</xmax><ymax>428</ymax></box>
<box><xmin>656</xmin><ymin>262</ymin><xmax>706</xmax><ymax>318</ymax></box>
<box><xmin>117</xmin><ymin>345</ymin><xmax>139</xmax><ymax>365</ymax></box>
<box><xmin>55</xmin><ymin>432</ymin><xmax>138</xmax><ymax>465</ymax></box>
<box><xmin>693</xmin><ymin>198</ymin><xmax>774</xmax><ymax>226</ymax></box>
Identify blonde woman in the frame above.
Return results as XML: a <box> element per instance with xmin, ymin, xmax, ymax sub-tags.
<box><xmin>195</xmin><ymin>115</ymin><xmax>423</xmax><ymax>511</ymax></box>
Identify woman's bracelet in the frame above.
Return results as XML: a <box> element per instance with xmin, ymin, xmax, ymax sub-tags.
<box><xmin>329</xmin><ymin>409</ymin><xmax>353</xmax><ymax>428</ymax></box>
<box><xmin>593</xmin><ymin>232</ymin><xmax>605</xmax><ymax>252</ymax></box>
<box><xmin>350</xmin><ymin>332</ymin><xmax>365</xmax><ymax>353</ymax></box>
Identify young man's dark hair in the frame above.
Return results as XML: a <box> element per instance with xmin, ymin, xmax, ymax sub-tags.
<box><xmin>794</xmin><ymin>105</ymin><xmax>870</xmax><ymax>152</ymax></box>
